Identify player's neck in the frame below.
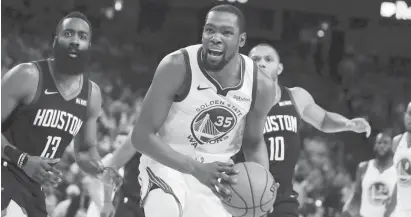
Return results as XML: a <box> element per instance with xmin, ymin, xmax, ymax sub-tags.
<box><xmin>374</xmin><ymin>156</ymin><xmax>393</xmax><ymax>171</ymax></box>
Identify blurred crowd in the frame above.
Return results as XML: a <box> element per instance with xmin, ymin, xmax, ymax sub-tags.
<box><xmin>2</xmin><ymin>2</ymin><xmax>411</xmax><ymax>217</ymax></box>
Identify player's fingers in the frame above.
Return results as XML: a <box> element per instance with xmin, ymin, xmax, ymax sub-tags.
<box><xmin>215</xmin><ymin>181</ymin><xmax>231</xmax><ymax>197</ymax></box>
<box><xmin>41</xmin><ymin>158</ymin><xmax>60</xmax><ymax>166</ymax></box>
<box><xmin>220</xmin><ymin>172</ymin><xmax>238</xmax><ymax>184</ymax></box>
<box><xmin>218</xmin><ymin>166</ymin><xmax>239</xmax><ymax>176</ymax></box>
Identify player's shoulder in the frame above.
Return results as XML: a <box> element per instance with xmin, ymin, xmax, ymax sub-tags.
<box><xmin>87</xmin><ymin>80</ymin><xmax>102</xmax><ymax>116</ymax></box>
<box><xmin>288</xmin><ymin>87</ymin><xmax>313</xmax><ymax>100</ymax></box>
<box><xmin>357</xmin><ymin>160</ymin><xmax>369</xmax><ymax>174</ymax></box>
<box><xmin>2</xmin><ymin>62</ymin><xmax>39</xmax><ymax>84</ymax></box>
<box><xmin>393</xmin><ymin>133</ymin><xmax>404</xmax><ymax>152</ymax></box>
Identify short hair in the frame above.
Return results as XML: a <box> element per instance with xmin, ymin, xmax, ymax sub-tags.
<box><xmin>207</xmin><ymin>4</ymin><xmax>246</xmax><ymax>33</ymax></box>
<box><xmin>250</xmin><ymin>43</ymin><xmax>281</xmax><ymax>62</ymax></box>
<box><xmin>378</xmin><ymin>128</ymin><xmax>394</xmax><ymax>139</ymax></box>
<box><xmin>56</xmin><ymin>11</ymin><xmax>92</xmax><ymax>37</ymax></box>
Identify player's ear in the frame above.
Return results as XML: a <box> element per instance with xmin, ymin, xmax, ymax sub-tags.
<box><xmin>277</xmin><ymin>63</ymin><xmax>284</xmax><ymax>76</ymax></box>
<box><xmin>88</xmin><ymin>42</ymin><xmax>92</xmax><ymax>49</ymax></box>
<box><xmin>53</xmin><ymin>36</ymin><xmax>57</xmax><ymax>48</ymax></box>
<box><xmin>239</xmin><ymin>32</ymin><xmax>246</xmax><ymax>48</ymax></box>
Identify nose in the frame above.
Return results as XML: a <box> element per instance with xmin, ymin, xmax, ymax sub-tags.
<box><xmin>258</xmin><ymin>63</ymin><xmax>266</xmax><ymax>69</ymax></box>
<box><xmin>210</xmin><ymin>35</ymin><xmax>222</xmax><ymax>45</ymax></box>
<box><xmin>70</xmin><ymin>37</ymin><xmax>80</xmax><ymax>48</ymax></box>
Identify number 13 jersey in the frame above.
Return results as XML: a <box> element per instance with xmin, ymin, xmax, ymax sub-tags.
<box><xmin>2</xmin><ymin>59</ymin><xmax>89</xmax><ymax>161</ymax></box>
<box><xmin>263</xmin><ymin>86</ymin><xmax>302</xmax><ymax>191</ymax></box>
<box><xmin>158</xmin><ymin>44</ymin><xmax>257</xmax><ymax>159</ymax></box>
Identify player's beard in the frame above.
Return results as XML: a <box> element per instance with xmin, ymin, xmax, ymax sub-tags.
<box><xmin>376</xmin><ymin>151</ymin><xmax>393</xmax><ymax>162</ymax></box>
<box><xmin>53</xmin><ymin>42</ymin><xmax>89</xmax><ymax>76</ymax></box>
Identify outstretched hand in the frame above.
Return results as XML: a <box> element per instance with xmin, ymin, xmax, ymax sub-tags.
<box><xmin>347</xmin><ymin>118</ymin><xmax>371</xmax><ymax>137</ymax></box>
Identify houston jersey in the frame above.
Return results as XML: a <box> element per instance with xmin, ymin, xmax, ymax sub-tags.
<box><xmin>157</xmin><ymin>44</ymin><xmax>257</xmax><ymax>158</ymax></box>
<box><xmin>263</xmin><ymin>86</ymin><xmax>302</xmax><ymax>191</ymax></box>
<box><xmin>359</xmin><ymin>160</ymin><xmax>397</xmax><ymax>217</ymax></box>
<box><xmin>2</xmin><ymin>59</ymin><xmax>90</xmax><ymax>188</ymax></box>
<box><xmin>393</xmin><ymin>132</ymin><xmax>411</xmax><ymax>211</ymax></box>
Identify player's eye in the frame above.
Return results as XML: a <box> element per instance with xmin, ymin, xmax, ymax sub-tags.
<box><xmin>79</xmin><ymin>35</ymin><xmax>88</xmax><ymax>40</ymax></box>
<box><xmin>252</xmin><ymin>57</ymin><xmax>261</xmax><ymax>62</ymax></box>
<box><xmin>204</xmin><ymin>28</ymin><xmax>214</xmax><ymax>34</ymax></box>
<box><xmin>64</xmin><ymin>31</ymin><xmax>72</xmax><ymax>37</ymax></box>
<box><xmin>265</xmin><ymin>57</ymin><xmax>273</xmax><ymax>62</ymax></box>
<box><xmin>223</xmin><ymin>31</ymin><xmax>233</xmax><ymax>36</ymax></box>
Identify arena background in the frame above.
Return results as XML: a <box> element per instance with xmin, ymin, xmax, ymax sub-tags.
<box><xmin>2</xmin><ymin>0</ymin><xmax>411</xmax><ymax>216</ymax></box>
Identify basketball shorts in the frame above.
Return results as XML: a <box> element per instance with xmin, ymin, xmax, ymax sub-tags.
<box><xmin>1</xmin><ymin>160</ymin><xmax>48</xmax><ymax>217</ymax></box>
<box><xmin>268</xmin><ymin>189</ymin><xmax>299</xmax><ymax>217</ymax></box>
<box><xmin>113</xmin><ymin>194</ymin><xmax>144</xmax><ymax>217</ymax></box>
<box><xmin>138</xmin><ymin>153</ymin><xmax>233</xmax><ymax>217</ymax></box>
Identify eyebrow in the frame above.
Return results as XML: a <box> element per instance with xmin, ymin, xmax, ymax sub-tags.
<box><xmin>63</xmin><ymin>28</ymin><xmax>89</xmax><ymax>36</ymax></box>
<box><xmin>204</xmin><ymin>23</ymin><xmax>235</xmax><ymax>30</ymax></box>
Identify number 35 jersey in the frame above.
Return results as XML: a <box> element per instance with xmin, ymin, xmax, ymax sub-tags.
<box><xmin>158</xmin><ymin>44</ymin><xmax>257</xmax><ymax>159</ymax></box>
<box><xmin>263</xmin><ymin>86</ymin><xmax>302</xmax><ymax>191</ymax></box>
<box><xmin>2</xmin><ymin>59</ymin><xmax>89</xmax><ymax>160</ymax></box>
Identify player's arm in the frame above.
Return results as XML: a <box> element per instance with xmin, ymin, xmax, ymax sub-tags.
<box><xmin>242</xmin><ymin>69</ymin><xmax>277</xmax><ymax>169</ymax></box>
<box><xmin>73</xmin><ymin>81</ymin><xmax>122</xmax><ymax>211</ymax></box>
<box><xmin>105</xmin><ymin>137</ymin><xmax>136</xmax><ymax>170</ymax></box>
<box><xmin>130</xmin><ymin>52</ymin><xmax>202</xmax><ymax>174</ymax></box>
<box><xmin>291</xmin><ymin>87</ymin><xmax>370</xmax><ymax>136</ymax></box>
<box><xmin>392</xmin><ymin>134</ymin><xmax>402</xmax><ymax>153</ymax></box>
<box><xmin>73</xmin><ymin>81</ymin><xmax>106</xmax><ymax>177</ymax></box>
<box><xmin>1</xmin><ymin>63</ymin><xmax>38</xmax><ymax>162</ymax></box>
<box><xmin>341</xmin><ymin>161</ymin><xmax>367</xmax><ymax>217</ymax></box>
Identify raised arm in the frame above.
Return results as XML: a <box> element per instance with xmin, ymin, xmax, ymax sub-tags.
<box><xmin>290</xmin><ymin>87</ymin><xmax>370</xmax><ymax>137</ymax></box>
<box><xmin>242</xmin><ymin>68</ymin><xmax>277</xmax><ymax>169</ymax></box>
<box><xmin>342</xmin><ymin>161</ymin><xmax>368</xmax><ymax>217</ymax></box>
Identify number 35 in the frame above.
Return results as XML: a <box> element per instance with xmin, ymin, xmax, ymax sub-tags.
<box><xmin>268</xmin><ymin>136</ymin><xmax>285</xmax><ymax>161</ymax></box>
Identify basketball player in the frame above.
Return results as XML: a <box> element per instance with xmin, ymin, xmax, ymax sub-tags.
<box><xmin>1</xmin><ymin>12</ymin><xmax>122</xmax><ymax>217</ymax></box>
<box><xmin>237</xmin><ymin>43</ymin><xmax>371</xmax><ymax>217</ymax></box>
<box><xmin>341</xmin><ymin>130</ymin><xmax>396</xmax><ymax>217</ymax></box>
<box><xmin>385</xmin><ymin>102</ymin><xmax>411</xmax><ymax>217</ymax></box>
<box><xmin>108</xmin><ymin>4</ymin><xmax>278</xmax><ymax>217</ymax></box>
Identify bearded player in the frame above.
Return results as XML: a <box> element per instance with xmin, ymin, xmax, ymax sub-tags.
<box><xmin>1</xmin><ymin>12</ymin><xmax>122</xmax><ymax>217</ymax></box>
<box><xmin>107</xmin><ymin>4</ymin><xmax>278</xmax><ymax>217</ymax></box>
<box><xmin>234</xmin><ymin>43</ymin><xmax>371</xmax><ymax>217</ymax></box>
<box><xmin>342</xmin><ymin>130</ymin><xmax>396</xmax><ymax>217</ymax></box>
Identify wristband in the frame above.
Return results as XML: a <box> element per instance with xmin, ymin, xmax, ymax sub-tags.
<box><xmin>19</xmin><ymin>153</ymin><xmax>29</xmax><ymax>168</ymax></box>
<box><xmin>4</xmin><ymin>146</ymin><xmax>24</xmax><ymax>166</ymax></box>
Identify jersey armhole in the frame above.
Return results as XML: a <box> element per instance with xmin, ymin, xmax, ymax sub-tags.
<box><xmin>86</xmin><ymin>80</ymin><xmax>92</xmax><ymax>117</ymax></box>
<box><xmin>286</xmin><ymin>87</ymin><xmax>303</xmax><ymax>120</ymax></box>
<box><xmin>174</xmin><ymin>49</ymin><xmax>192</xmax><ymax>102</ymax></box>
<box><xmin>249</xmin><ymin>62</ymin><xmax>258</xmax><ymax>111</ymax></box>
<box><xmin>18</xmin><ymin>61</ymin><xmax>44</xmax><ymax>112</ymax></box>
<box><xmin>358</xmin><ymin>161</ymin><xmax>369</xmax><ymax>179</ymax></box>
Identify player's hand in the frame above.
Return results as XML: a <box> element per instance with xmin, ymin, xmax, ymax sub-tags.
<box><xmin>192</xmin><ymin>161</ymin><xmax>239</xmax><ymax>200</ymax></box>
<box><xmin>97</xmin><ymin>167</ymin><xmax>124</xmax><ymax>192</ymax></box>
<box><xmin>100</xmin><ymin>202</ymin><xmax>116</xmax><ymax>217</ymax></box>
<box><xmin>21</xmin><ymin>156</ymin><xmax>62</xmax><ymax>187</ymax></box>
<box><xmin>347</xmin><ymin>117</ymin><xmax>371</xmax><ymax>137</ymax></box>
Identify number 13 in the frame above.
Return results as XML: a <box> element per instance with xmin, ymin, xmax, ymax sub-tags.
<box><xmin>268</xmin><ymin>136</ymin><xmax>285</xmax><ymax>161</ymax></box>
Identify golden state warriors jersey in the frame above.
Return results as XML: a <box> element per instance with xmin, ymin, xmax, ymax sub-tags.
<box><xmin>158</xmin><ymin>44</ymin><xmax>257</xmax><ymax>159</ymax></box>
<box><xmin>393</xmin><ymin>132</ymin><xmax>411</xmax><ymax>211</ymax></box>
<box><xmin>359</xmin><ymin>160</ymin><xmax>397</xmax><ymax>217</ymax></box>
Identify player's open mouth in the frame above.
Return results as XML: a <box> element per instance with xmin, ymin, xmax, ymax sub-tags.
<box><xmin>207</xmin><ymin>49</ymin><xmax>223</xmax><ymax>57</ymax></box>
<box><xmin>68</xmin><ymin>52</ymin><xmax>78</xmax><ymax>58</ymax></box>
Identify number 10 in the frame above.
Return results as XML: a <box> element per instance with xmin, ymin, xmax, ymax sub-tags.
<box><xmin>268</xmin><ymin>136</ymin><xmax>285</xmax><ymax>161</ymax></box>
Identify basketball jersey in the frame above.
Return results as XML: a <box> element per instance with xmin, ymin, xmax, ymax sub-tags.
<box><xmin>157</xmin><ymin>44</ymin><xmax>257</xmax><ymax>158</ymax></box>
<box><xmin>263</xmin><ymin>86</ymin><xmax>302</xmax><ymax>192</ymax></box>
<box><xmin>359</xmin><ymin>160</ymin><xmax>397</xmax><ymax>217</ymax></box>
<box><xmin>2</xmin><ymin>59</ymin><xmax>90</xmax><ymax>188</ymax></box>
<box><xmin>393</xmin><ymin>132</ymin><xmax>411</xmax><ymax>211</ymax></box>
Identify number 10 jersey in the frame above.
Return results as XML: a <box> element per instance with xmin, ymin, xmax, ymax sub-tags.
<box><xmin>263</xmin><ymin>86</ymin><xmax>302</xmax><ymax>192</ymax></box>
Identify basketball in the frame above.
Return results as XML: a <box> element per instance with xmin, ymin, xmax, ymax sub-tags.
<box><xmin>221</xmin><ymin>162</ymin><xmax>278</xmax><ymax>217</ymax></box>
